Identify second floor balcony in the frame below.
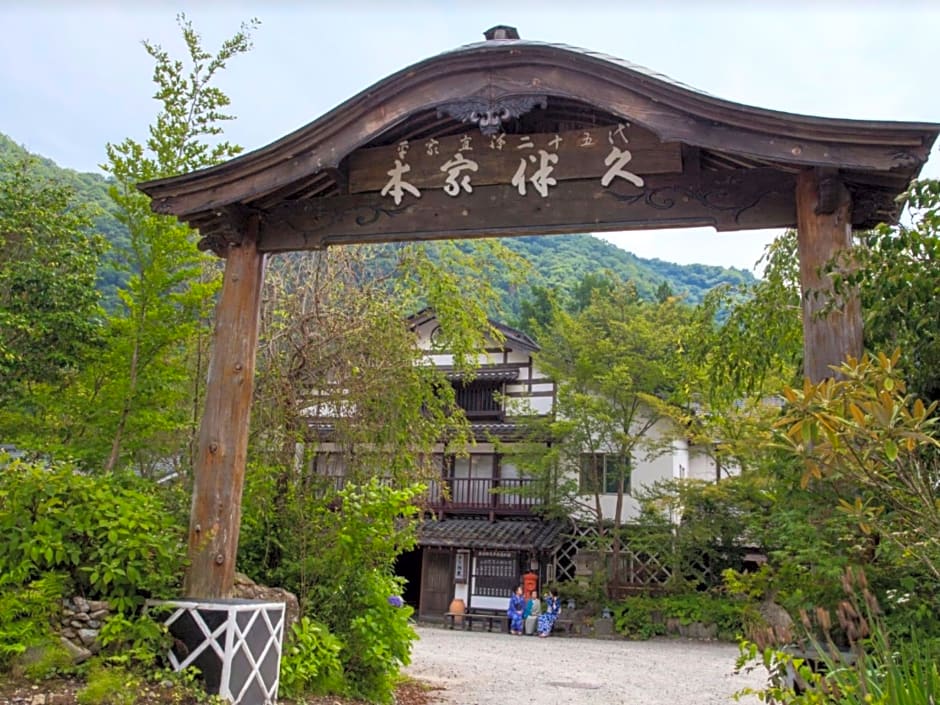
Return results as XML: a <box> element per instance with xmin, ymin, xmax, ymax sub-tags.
<box><xmin>426</xmin><ymin>476</ymin><xmax>539</xmax><ymax>515</ymax></box>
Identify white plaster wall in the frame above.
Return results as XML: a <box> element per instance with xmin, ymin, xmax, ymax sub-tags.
<box><xmin>525</xmin><ymin>397</ymin><xmax>554</xmax><ymax>415</ymax></box>
<box><xmin>527</xmin><ymin>382</ymin><xmax>555</xmax><ymax>394</ymax></box>
<box><xmin>470</xmin><ymin>595</ymin><xmax>508</xmax><ymax>611</ymax></box>
<box><xmin>415</xmin><ymin>319</ymin><xmax>435</xmax><ymax>349</ymax></box>
<box><xmin>453</xmin><ymin>581</ymin><xmax>469</xmax><ymax>604</ymax></box>
<box><xmin>568</xmin><ymin>415</ymin><xmax>685</xmax><ymax>522</ymax></box>
<box><xmin>688</xmin><ymin>450</ymin><xmax>719</xmax><ymax>481</ymax></box>
<box><xmin>687</xmin><ymin>447</ymin><xmax>742</xmax><ymax>481</ymax></box>
<box><xmin>427</xmin><ymin>353</ymin><xmax>454</xmax><ymax>366</ymax></box>
<box><xmin>672</xmin><ymin>438</ymin><xmax>690</xmax><ymax>480</ymax></box>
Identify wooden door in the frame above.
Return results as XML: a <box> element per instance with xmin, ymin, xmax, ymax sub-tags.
<box><xmin>419</xmin><ymin>549</ymin><xmax>453</xmax><ymax>620</ymax></box>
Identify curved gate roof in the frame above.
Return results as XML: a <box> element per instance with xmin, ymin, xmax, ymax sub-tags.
<box><xmin>140</xmin><ymin>27</ymin><xmax>939</xmax><ymax>255</ymax></box>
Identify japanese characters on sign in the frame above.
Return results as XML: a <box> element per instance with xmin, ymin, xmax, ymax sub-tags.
<box><xmin>350</xmin><ymin>124</ymin><xmax>680</xmax><ymax>205</ymax></box>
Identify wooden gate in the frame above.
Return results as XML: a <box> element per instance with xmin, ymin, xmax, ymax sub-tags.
<box><xmin>139</xmin><ymin>27</ymin><xmax>938</xmax><ymax>599</ymax></box>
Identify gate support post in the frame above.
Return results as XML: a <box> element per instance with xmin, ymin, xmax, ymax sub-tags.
<box><xmin>795</xmin><ymin>169</ymin><xmax>863</xmax><ymax>382</ymax></box>
<box><xmin>185</xmin><ymin>215</ymin><xmax>265</xmax><ymax>599</ymax></box>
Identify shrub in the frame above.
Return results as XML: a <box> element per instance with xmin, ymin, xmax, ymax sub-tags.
<box><xmin>297</xmin><ymin>479</ymin><xmax>422</xmax><ymax>704</ymax></box>
<box><xmin>737</xmin><ymin>568</ymin><xmax>940</xmax><ymax>705</ymax></box>
<box><xmin>613</xmin><ymin>595</ymin><xmax>666</xmax><ymax>640</ymax></box>
<box><xmin>0</xmin><ymin>573</ymin><xmax>66</xmax><ymax>670</ymax></box>
<box><xmin>12</xmin><ymin>639</ymin><xmax>74</xmax><ymax>681</ymax></box>
<box><xmin>279</xmin><ymin>617</ymin><xmax>343</xmax><ymax>698</ymax></box>
<box><xmin>0</xmin><ymin>459</ymin><xmax>186</xmax><ymax>613</ymax></box>
<box><xmin>613</xmin><ymin>592</ymin><xmax>756</xmax><ymax>641</ymax></box>
<box><xmin>96</xmin><ymin>612</ymin><xmax>171</xmax><ymax>668</ymax></box>
<box><xmin>342</xmin><ymin>572</ymin><xmax>416</xmax><ymax>702</ymax></box>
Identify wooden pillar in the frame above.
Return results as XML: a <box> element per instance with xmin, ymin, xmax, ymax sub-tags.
<box><xmin>184</xmin><ymin>216</ymin><xmax>265</xmax><ymax>599</ymax></box>
<box><xmin>795</xmin><ymin>169</ymin><xmax>863</xmax><ymax>382</ymax></box>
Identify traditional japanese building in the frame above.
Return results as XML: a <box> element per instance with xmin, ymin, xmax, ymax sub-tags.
<box><xmin>304</xmin><ymin>310</ymin><xmax>731</xmax><ymax>619</ymax></box>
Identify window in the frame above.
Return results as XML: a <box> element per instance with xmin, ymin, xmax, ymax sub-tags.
<box><xmin>311</xmin><ymin>452</ymin><xmax>347</xmax><ymax>493</ymax></box>
<box><xmin>579</xmin><ymin>453</ymin><xmax>631</xmax><ymax>495</ymax></box>
<box><xmin>312</xmin><ymin>452</ymin><xmax>345</xmax><ymax>478</ymax></box>
<box><xmin>451</xmin><ymin>454</ymin><xmax>496</xmax><ymax>504</ymax></box>
<box><xmin>472</xmin><ymin>551</ymin><xmax>518</xmax><ymax>597</ymax></box>
<box><xmin>453</xmin><ymin>380</ymin><xmax>502</xmax><ymax>420</ymax></box>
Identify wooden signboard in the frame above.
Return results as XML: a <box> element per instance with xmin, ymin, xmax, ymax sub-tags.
<box><xmin>348</xmin><ymin>125</ymin><xmax>682</xmax><ymax>200</ymax></box>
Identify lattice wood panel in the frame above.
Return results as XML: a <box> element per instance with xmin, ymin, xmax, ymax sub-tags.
<box><xmin>553</xmin><ymin>521</ymin><xmax>676</xmax><ymax>591</ymax></box>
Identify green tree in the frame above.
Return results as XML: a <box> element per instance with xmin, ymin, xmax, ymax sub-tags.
<box><xmin>241</xmin><ymin>238</ymin><xmax>526</xmax><ymax>587</ymax></box>
<box><xmin>240</xmin><ymin>241</ymin><xmax>524</xmax><ymax>700</ymax></box>
<box><xmin>829</xmin><ymin>179</ymin><xmax>940</xmax><ymax>402</ymax></box>
<box><xmin>0</xmin><ymin>155</ymin><xmax>105</xmax><ymax>445</ymax></box>
<box><xmin>686</xmin><ymin>230</ymin><xmax>803</xmax><ymax>408</ymax></box>
<box><xmin>515</xmin><ymin>280</ymin><xmax>692</xmax><ymax>596</ymax></box>
<box><xmin>569</xmin><ymin>270</ymin><xmax>615</xmax><ymax>313</ymax></box>
<box><xmin>513</xmin><ymin>283</ymin><xmax>557</xmax><ymax>334</ymax></box>
<box><xmin>654</xmin><ymin>280</ymin><xmax>674</xmax><ymax>303</ymax></box>
<box><xmin>76</xmin><ymin>14</ymin><xmax>258</xmax><ymax>473</ymax></box>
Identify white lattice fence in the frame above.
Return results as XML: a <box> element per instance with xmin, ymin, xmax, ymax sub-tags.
<box><xmin>150</xmin><ymin>599</ymin><xmax>285</xmax><ymax>705</ymax></box>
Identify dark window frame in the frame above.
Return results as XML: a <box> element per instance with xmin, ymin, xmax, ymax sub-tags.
<box><xmin>453</xmin><ymin>379</ymin><xmax>504</xmax><ymax>420</ymax></box>
<box><xmin>579</xmin><ymin>453</ymin><xmax>632</xmax><ymax>495</ymax></box>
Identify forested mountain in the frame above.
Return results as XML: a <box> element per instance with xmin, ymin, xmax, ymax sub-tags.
<box><xmin>0</xmin><ymin>133</ymin><xmax>129</xmax><ymax>300</ymax></box>
<box><xmin>497</xmin><ymin>234</ymin><xmax>753</xmax><ymax>306</ymax></box>
<box><xmin>1</xmin><ymin>132</ymin><xmax>755</xmax><ymax>312</ymax></box>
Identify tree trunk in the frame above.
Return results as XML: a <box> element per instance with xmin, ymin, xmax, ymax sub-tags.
<box><xmin>104</xmin><ymin>338</ymin><xmax>140</xmax><ymax>473</ymax></box>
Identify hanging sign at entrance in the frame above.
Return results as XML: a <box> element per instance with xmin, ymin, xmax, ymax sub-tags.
<box><xmin>348</xmin><ymin>124</ymin><xmax>682</xmax><ymax>204</ymax></box>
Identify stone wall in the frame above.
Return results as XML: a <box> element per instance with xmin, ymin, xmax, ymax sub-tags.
<box><xmin>54</xmin><ymin>576</ymin><xmax>298</xmax><ymax>664</ymax></box>
<box><xmin>58</xmin><ymin>596</ymin><xmax>111</xmax><ymax>663</ymax></box>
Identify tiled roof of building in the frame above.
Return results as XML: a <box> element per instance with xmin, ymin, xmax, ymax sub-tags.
<box><xmin>419</xmin><ymin>517</ymin><xmax>567</xmax><ymax>551</ymax></box>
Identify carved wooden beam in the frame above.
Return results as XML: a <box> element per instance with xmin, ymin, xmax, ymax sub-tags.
<box><xmin>195</xmin><ymin>205</ymin><xmax>256</xmax><ymax>257</ymax></box>
<box><xmin>814</xmin><ymin>168</ymin><xmax>851</xmax><ymax>215</ymax></box>
<box><xmin>437</xmin><ymin>95</ymin><xmax>548</xmax><ymax>135</ymax></box>
<box><xmin>257</xmin><ymin>168</ymin><xmax>797</xmax><ymax>252</ymax></box>
<box><xmin>347</xmin><ymin>125</ymin><xmax>681</xmax><ymax>194</ymax></box>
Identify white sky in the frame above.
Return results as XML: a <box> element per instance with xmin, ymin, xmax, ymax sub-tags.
<box><xmin>2</xmin><ymin>1</ymin><xmax>939</xmax><ymax>273</ymax></box>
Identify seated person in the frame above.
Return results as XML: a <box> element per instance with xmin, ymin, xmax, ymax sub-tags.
<box><xmin>523</xmin><ymin>590</ymin><xmax>541</xmax><ymax>635</ymax></box>
<box><xmin>507</xmin><ymin>585</ymin><xmax>526</xmax><ymax>635</ymax></box>
<box><xmin>536</xmin><ymin>590</ymin><xmax>561</xmax><ymax>637</ymax></box>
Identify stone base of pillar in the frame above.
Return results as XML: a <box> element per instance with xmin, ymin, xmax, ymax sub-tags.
<box><xmin>149</xmin><ymin>599</ymin><xmax>285</xmax><ymax>705</ymax></box>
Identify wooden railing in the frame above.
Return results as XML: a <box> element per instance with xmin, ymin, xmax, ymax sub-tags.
<box><xmin>425</xmin><ymin>477</ymin><xmax>539</xmax><ymax>514</ymax></box>
<box><xmin>311</xmin><ymin>475</ymin><xmax>540</xmax><ymax>515</ymax></box>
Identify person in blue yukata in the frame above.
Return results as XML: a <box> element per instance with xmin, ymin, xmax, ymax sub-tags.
<box><xmin>537</xmin><ymin>590</ymin><xmax>561</xmax><ymax>637</ymax></box>
<box><xmin>507</xmin><ymin>585</ymin><xmax>526</xmax><ymax>635</ymax></box>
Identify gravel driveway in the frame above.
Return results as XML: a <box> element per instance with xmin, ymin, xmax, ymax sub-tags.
<box><xmin>405</xmin><ymin>625</ymin><xmax>767</xmax><ymax>705</ymax></box>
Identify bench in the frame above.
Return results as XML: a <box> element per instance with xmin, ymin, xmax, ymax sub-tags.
<box><xmin>782</xmin><ymin>645</ymin><xmax>857</xmax><ymax>694</ymax></box>
<box><xmin>443</xmin><ymin>609</ymin><xmax>510</xmax><ymax>633</ymax></box>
